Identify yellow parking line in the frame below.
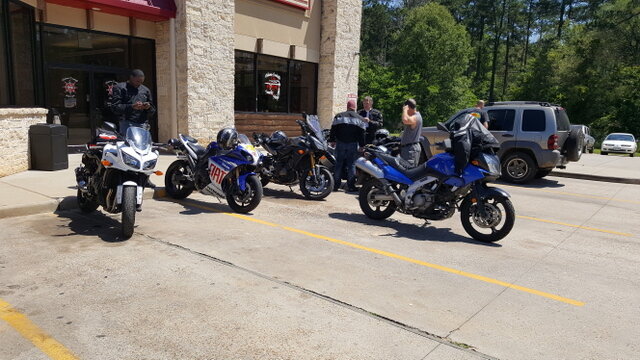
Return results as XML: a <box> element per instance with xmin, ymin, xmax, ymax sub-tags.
<box><xmin>0</xmin><ymin>298</ymin><xmax>78</xmax><ymax>360</ymax></box>
<box><xmin>179</xmin><ymin>200</ymin><xmax>585</xmax><ymax>307</ymax></box>
<box><xmin>516</xmin><ymin>215</ymin><xmax>634</xmax><ymax>237</ymax></box>
<box><xmin>500</xmin><ymin>184</ymin><xmax>640</xmax><ymax>205</ymax></box>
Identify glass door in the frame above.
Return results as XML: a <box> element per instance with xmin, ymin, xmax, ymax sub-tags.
<box><xmin>45</xmin><ymin>67</ymin><xmax>90</xmax><ymax>144</ymax></box>
<box><xmin>92</xmin><ymin>71</ymin><xmax>128</xmax><ymax>131</ymax></box>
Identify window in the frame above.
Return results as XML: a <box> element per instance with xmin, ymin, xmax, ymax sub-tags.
<box><xmin>522</xmin><ymin>110</ymin><xmax>546</xmax><ymax>132</ymax></box>
<box><xmin>554</xmin><ymin>108</ymin><xmax>571</xmax><ymax>131</ymax></box>
<box><xmin>487</xmin><ymin>109</ymin><xmax>515</xmax><ymax>131</ymax></box>
<box><xmin>234</xmin><ymin>50</ymin><xmax>317</xmax><ymax>114</ymax></box>
<box><xmin>234</xmin><ymin>50</ymin><xmax>255</xmax><ymax>112</ymax></box>
<box><xmin>1</xmin><ymin>0</ymin><xmax>36</xmax><ymax>106</ymax></box>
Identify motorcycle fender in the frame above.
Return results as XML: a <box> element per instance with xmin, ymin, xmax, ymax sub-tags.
<box><xmin>478</xmin><ymin>186</ymin><xmax>510</xmax><ymax>200</ymax></box>
<box><xmin>116</xmin><ymin>182</ymin><xmax>143</xmax><ymax>205</ymax></box>
<box><xmin>237</xmin><ymin>172</ymin><xmax>256</xmax><ymax>192</ymax></box>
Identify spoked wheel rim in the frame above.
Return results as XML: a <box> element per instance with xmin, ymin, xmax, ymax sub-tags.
<box><xmin>170</xmin><ymin>164</ymin><xmax>192</xmax><ymax>192</ymax></box>
<box><xmin>365</xmin><ymin>186</ymin><xmax>392</xmax><ymax>213</ymax></box>
<box><xmin>304</xmin><ymin>170</ymin><xmax>330</xmax><ymax>196</ymax></box>
<box><xmin>506</xmin><ymin>158</ymin><xmax>528</xmax><ymax>179</ymax></box>
<box><xmin>233</xmin><ymin>182</ymin><xmax>257</xmax><ymax>207</ymax></box>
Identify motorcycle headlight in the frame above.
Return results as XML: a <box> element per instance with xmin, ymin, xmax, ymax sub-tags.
<box><xmin>122</xmin><ymin>152</ymin><xmax>140</xmax><ymax>168</ymax></box>
<box><xmin>143</xmin><ymin>158</ymin><xmax>157</xmax><ymax>170</ymax></box>
<box><xmin>245</xmin><ymin>153</ymin><xmax>253</xmax><ymax>163</ymax></box>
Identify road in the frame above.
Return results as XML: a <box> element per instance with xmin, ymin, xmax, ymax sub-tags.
<box><xmin>1</xmin><ymin>176</ymin><xmax>639</xmax><ymax>359</ymax></box>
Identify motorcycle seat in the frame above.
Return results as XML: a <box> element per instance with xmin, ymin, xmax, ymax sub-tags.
<box><xmin>377</xmin><ymin>153</ymin><xmax>433</xmax><ymax>181</ymax></box>
<box><xmin>187</xmin><ymin>142</ymin><xmax>206</xmax><ymax>156</ymax></box>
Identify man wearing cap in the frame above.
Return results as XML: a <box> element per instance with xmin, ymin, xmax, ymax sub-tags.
<box><xmin>400</xmin><ymin>98</ymin><xmax>423</xmax><ymax>168</ymax></box>
<box><xmin>109</xmin><ymin>69</ymin><xmax>156</xmax><ymax>135</ymax></box>
<box><xmin>328</xmin><ymin>100</ymin><xmax>366</xmax><ymax>192</ymax></box>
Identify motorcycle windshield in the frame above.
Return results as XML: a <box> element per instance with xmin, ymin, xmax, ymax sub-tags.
<box><xmin>306</xmin><ymin>115</ymin><xmax>325</xmax><ymax>141</ymax></box>
<box><xmin>126</xmin><ymin>127</ymin><xmax>152</xmax><ymax>154</ymax></box>
<box><xmin>237</xmin><ymin>133</ymin><xmax>252</xmax><ymax>145</ymax></box>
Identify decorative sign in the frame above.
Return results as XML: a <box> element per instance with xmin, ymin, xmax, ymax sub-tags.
<box><xmin>264</xmin><ymin>73</ymin><xmax>282</xmax><ymax>101</ymax></box>
<box><xmin>346</xmin><ymin>92</ymin><xmax>358</xmax><ymax>102</ymax></box>
<box><xmin>62</xmin><ymin>77</ymin><xmax>78</xmax><ymax>108</ymax></box>
<box><xmin>269</xmin><ymin>0</ymin><xmax>310</xmax><ymax>10</ymax></box>
<box><xmin>105</xmin><ymin>80</ymin><xmax>118</xmax><ymax>96</ymax></box>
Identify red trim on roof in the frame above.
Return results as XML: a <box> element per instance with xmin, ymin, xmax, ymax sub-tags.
<box><xmin>47</xmin><ymin>0</ymin><xmax>176</xmax><ymax>22</ymax></box>
<box><xmin>270</xmin><ymin>0</ymin><xmax>310</xmax><ymax>10</ymax></box>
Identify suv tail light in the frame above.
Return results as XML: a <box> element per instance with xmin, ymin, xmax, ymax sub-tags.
<box><xmin>547</xmin><ymin>134</ymin><xmax>559</xmax><ymax>150</ymax></box>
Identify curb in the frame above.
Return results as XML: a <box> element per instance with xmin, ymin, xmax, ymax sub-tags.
<box><xmin>549</xmin><ymin>171</ymin><xmax>640</xmax><ymax>185</ymax></box>
<box><xmin>0</xmin><ymin>189</ymin><xmax>157</xmax><ymax>220</ymax></box>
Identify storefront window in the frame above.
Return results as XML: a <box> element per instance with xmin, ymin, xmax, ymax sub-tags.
<box><xmin>234</xmin><ymin>50</ymin><xmax>255</xmax><ymax>112</ymax></box>
<box><xmin>1</xmin><ymin>0</ymin><xmax>36</xmax><ymax>106</ymax></box>
<box><xmin>42</xmin><ymin>26</ymin><xmax>128</xmax><ymax>69</ymax></box>
<box><xmin>235</xmin><ymin>50</ymin><xmax>317</xmax><ymax>114</ymax></box>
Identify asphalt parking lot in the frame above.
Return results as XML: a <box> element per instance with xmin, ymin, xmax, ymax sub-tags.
<box><xmin>1</xmin><ymin>174</ymin><xmax>640</xmax><ymax>359</ymax></box>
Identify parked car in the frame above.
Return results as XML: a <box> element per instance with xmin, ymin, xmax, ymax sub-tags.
<box><xmin>422</xmin><ymin>101</ymin><xmax>584</xmax><ymax>183</ymax></box>
<box><xmin>572</xmin><ymin>124</ymin><xmax>595</xmax><ymax>153</ymax></box>
<box><xmin>601</xmin><ymin>133</ymin><xmax>637</xmax><ymax>157</ymax></box>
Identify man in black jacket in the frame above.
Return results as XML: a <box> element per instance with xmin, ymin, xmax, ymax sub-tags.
<box><xmin>109</xmin><ymin>69</ymin><xmax>156</xmax><ymax>135</ymax></box>
<box><xmin>329</xmin><ymin>100</ymin><xmax>366</xmax><ymax>192</ymax></box>
<box><xmin>358</xmin><ymin>96</ymin><xmax>384</xmax><ymax>144</ymax></box>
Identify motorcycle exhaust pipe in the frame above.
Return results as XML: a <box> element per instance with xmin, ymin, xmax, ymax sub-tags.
<box><xmin>355</xmin><ymin>158</ymin><xmax>384</xmax><ymax>179</ymax></box>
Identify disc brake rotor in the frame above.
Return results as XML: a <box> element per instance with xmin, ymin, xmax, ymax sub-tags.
<box><xmin>472</xmin><ymin>203</ymin><xmax>502</xmax><ymax>228</ymax></box>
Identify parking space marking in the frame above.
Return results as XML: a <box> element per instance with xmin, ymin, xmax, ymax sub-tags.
<box><xmin>500</xmin><ymin>184</ymin><xmax>640</xmax><ymax>205</ymax></box>
<box><xmin>516</xmin><ymin>215</ymin><xmax>634</xmax><ymax>237</ymax></box>
<box><xmin>177</xmin><ymin>199</ymin><xmax>586</xmax><ymax>307</ymax></box>
<box><xmin>0</xmin><ymin>298</ymin><xmax>78</xmax><ymax>360</ymax></box>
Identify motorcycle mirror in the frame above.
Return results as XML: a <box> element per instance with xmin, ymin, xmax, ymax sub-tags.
<box><xmin>103</xmin><ymin>121</ymin><xmax>117</xmax><ymax>131</ymax></box>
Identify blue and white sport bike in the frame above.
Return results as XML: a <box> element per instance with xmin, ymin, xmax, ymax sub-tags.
<box><xmin>165</xmin><ymin>133</ymin><xmax>263</xmax><ymax>213</ymax></box>
<box><xmin>355</xmin><ymin>122</ymin><xmax>515</xmax><ymax>242</ymax></box>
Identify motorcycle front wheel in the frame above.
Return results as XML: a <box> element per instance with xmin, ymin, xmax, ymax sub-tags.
<box><xmin>299</xmin><ymin>166</ymin><xmax>334</xmax><ymax>200</ymax></box>
<box><xmin>460</xmin><ymin>195</ymin><xmax>515</xmax><ymax>242</ymax></box>
<box><xmin>226</xmin><ymin>175</ymin><xmax>263</xmax><ymax>213</ymax></box>
<box><xmin>359</xmin><ymin>179</ymin><xmax>396</xmax><ymax>220</ymax></box>
<box><xmin>121</xmin><ymin>186</ymin><xmax>136</xmax><ymax>239</ymax></box>
<box><xmin>165</xmin><ymin>160</ymin><xmax>195</xmax><ymax>199</ymax></box>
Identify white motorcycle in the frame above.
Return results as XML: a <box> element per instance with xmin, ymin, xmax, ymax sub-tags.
<box><xmin>75</xmin><ymin>122</ymin><xmax>162</xmax><ymax>238</ymax></box>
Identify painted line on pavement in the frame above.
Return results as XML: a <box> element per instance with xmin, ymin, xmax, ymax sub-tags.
<box><xmin>500</xmin><ymin>184</ymin><xmax>640</xmax><ymax>205</ymax></box>
<box><xmin>177</xmin><ymin>199</ymin><xmax>585</xmax><ymax>307</ymax></box>
<box><xmin>0</xmin><ymin>298</ymin><xmax>78</xmax><ymax>360</ymax></box>
<box><xmin>516</xmin><ymin>215</ymin><xmax>634</xmax><ymax>237</ymax></box>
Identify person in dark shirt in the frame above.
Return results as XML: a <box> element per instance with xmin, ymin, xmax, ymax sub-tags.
<box><xmin>474</xmin><ymin>100</ymin><xmax>490</xmax><ymax>129</ymax></box>
<box><xmin>329</xmin><ymin>100</ymin><xmax>366</xmax><ymax>192</ymax></box>
<box><xmin>109</xmin><ymin>69</ymin><xmax>156</xmax><ymax>135</ymax></box>
<box><xmin>358</xmin><ymin>96</ymin><xmax>384</xmax><ymax>144</ymax></box>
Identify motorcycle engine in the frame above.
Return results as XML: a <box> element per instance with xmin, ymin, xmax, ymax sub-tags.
<box><xmin>194</xmin><ymin>162</ymin><xmax>211</xmax><ymax>190</ymax></box>
<box><xmin>409</xmin><ymin>190</ymin><xmax>434</xmax><ymax>211</ymax></box>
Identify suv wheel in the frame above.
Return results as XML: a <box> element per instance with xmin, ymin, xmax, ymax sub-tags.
<box><xmin>564</xmin><ymin>129</ymin><xmax>583</xmax><ymax>162</ymax></box>
<box><xmin>501</xmin><ymin>152</ymin><xmax>538</xmax><ymax>184</ymax></box>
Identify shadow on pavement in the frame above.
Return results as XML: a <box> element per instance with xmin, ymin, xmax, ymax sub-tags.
<box><xmin>155</xmin><ymin>196</ymin><xmax>238</xmax><ymax>215</ymax></box>
<box><xmin>496</xmin><ymin>177</ymin><xmax>565</xmax><ymax>188</ymax></box>
<box><xmin>54</xmin><ymin>207</ymin><xmax>128</xmax><ymax>243</ymax></box>
<box><xmin>262</xmin><ymin>187</ymin><xmax>308</xmax><ymax>200</ymax></box>
<box><xmin>328</xmin><ymin>212</ymin><xmax>501</xmax><ymax>247</ymax></box>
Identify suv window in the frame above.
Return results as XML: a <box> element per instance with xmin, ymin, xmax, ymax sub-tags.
<box><xmin>522</xmin><ymin>110</ymin><xmax>546</xmax><ymax>132</ymax></box>
<box><xmin>487</xmin><ymin>109</ymin><xmax>515</xmax><ymax>131</ymax></box>
<box><xmin>555</xmin><ymin>109</ymin><xmax>571</xmax><ymax>131</ymax></box>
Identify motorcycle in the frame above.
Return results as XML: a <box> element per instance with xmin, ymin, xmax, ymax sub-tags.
<box><xmin>75</xmin><ymin>122</ymin><xmax>161</xmax><ymax>239</ymax></box>
<box><xmin>355</xmin><ymin>122</ymin><xmax>515</xmax><ymax>242</ymax></box>
<box><xmin>165</xmin><ymin>132</ymin><xmax>263</xmax><ymax>213</ymax></box>
<box><xmin>253</xmin><ymin>115</ymin><xmax>335</xmax><ymax>200</ymax></box>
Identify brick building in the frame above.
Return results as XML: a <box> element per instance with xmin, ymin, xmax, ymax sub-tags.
<box><xmin>0</xmin><ymin>0</ymin><xmax>362</xmax><ymax>176</ymax></box>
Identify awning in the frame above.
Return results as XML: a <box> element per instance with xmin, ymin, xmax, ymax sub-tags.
<box><xmin>47</xmin><ymin>0</ymin><xmax>176</xmax><ymax>22</ymax></box>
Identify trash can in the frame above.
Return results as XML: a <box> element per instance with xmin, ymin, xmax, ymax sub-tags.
<box><xmin>29</xmin><ymin>123</ymin><xmax>69</xmax><ymax>171</ymax></box>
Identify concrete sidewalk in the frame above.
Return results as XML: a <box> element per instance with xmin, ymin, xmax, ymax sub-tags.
<box><xmin>0</xmin><ymin>153</ymin><xmax>174</xmax><ymax>219</ymax></box>
<box><xmin>1</xmin><ymin>151</ymin><xmax>638</xmax><ymax>219</ymax></box>
<box><xmin>550</xmin><ymin>152</ymin><xmax>640</xmax><ymax>184</ymax></box>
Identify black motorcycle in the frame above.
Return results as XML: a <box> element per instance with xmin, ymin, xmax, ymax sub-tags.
<box><xmin>253</xmin><ymin>115</ymin><xmax>335</xmax><ymax>200</ymax></box>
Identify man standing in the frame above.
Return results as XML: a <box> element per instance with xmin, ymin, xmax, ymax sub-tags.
<box><xmin>358</xmin><ymin>96</ymin><xmax>384</xmax><ymax>144</ymax></box>
<box><xmin>329</xmin><ymin>100</ymin><xmax>366</xmax><ymax>192</ymax></box>
<box><xmin>400</xmin><ymin>99</ymin><xmax>423</xmax><ymax>168</ymax></box>
<box><xmin>109</xmin><ymin>69</ymin><xmax>155</xmax><ymax>135</ymax></box>
<box><xmin>474</xmin><ymin>100</ymin><xmax>490</xmax><ymax>129</ymax></box>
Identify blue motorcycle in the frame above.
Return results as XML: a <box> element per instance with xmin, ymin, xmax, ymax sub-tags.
<box><xmin>355</xmin><ymin>122</ymin><xmax>515</xmax><ymax>242</ymax></box>
<box><xmin>165</xmin><ymin>133</ymin><xmax>263</xmax><ymax>213</ymax></box>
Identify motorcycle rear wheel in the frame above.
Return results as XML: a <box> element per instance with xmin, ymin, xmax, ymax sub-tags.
<box><xmin>77</xmin><ymin>188</ymin><xmax>99</xmax><ymax>213</ymax></box>
<box><xmin>299</xmin><ymin>166</ymin><xmax>334</xmax><ymax>200</ymax></box>
<box><xmin>359</xmin><ymin>179</ymin><xmax>396</xmax><ymax>220</ymax></box>
<box><xmin>226</xmin><ymin>175</ymin><xmax>263</xmax><ymax>213</ymax></box>
<box><xmin>460</xmin><ymin>195</ymin><xmax>515</xmax><ymax>242</ymax></box>
<box><xmin>165</xmin><ymin>160</ymin><xmax>195</xmax><ymax>199</ymax></box>
<box><xmin>121</xmin><ymin>186</ymin><xmax>136</xmax><ymax>239</ymax></box>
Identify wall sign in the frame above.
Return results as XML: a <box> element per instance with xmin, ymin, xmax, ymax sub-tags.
<box><xmin>264</xmin><ymin>73</ymin><xmax>282</xmax><ymax>101</ymax></box>
<box><xmin>62</xmin><ymin>77</ymin><xmax>78</xmax><ymax>108</ymax></box>
<box><xmin>270</xmin><ymin>0</ymin><xmax>310</xmax><ymax>10</ymax></box>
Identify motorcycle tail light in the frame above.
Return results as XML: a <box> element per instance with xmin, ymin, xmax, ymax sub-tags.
<box><xmin>547</xmin><ymin>135</ymin><xmax>559</xmax><ymax>150</ymax></box>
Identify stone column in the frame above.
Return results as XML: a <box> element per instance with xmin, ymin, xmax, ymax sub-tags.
<box><xmin>156</xmin><ymin>0</ymin><xmax>235</xmax><ymax>143</ymax></box>
<box><xmin>0</xmin><ymin>108</ymin><xmax>48</xmax><ymax>177</ymax></box>
<box><xmin>317</xmin><ymin>0</ymin><xmax>362</xmax><ymax>128</ymax></box>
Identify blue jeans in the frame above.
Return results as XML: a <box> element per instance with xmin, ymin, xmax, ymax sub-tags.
<box><xmin>334</xmin><ymin>141</ymin><xmax>358</xmax><ymax>189</ymax></box>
